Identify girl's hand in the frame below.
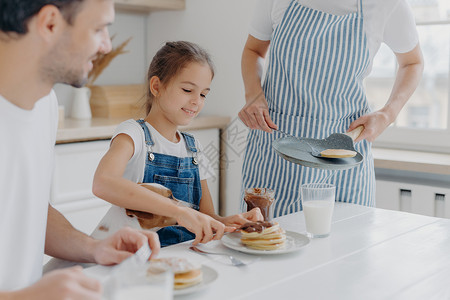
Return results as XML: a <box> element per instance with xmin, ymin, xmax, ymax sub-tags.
<box><xmin>175</xmin><ymin>207</ymin><xmax>235</xmax><ymax>245</ymax></box>
<box><xmin>219</xmin><ymin>208</ymin><xmax>264</xmax><ymax>227</ymax></box>
<box><xmin>348</xmin><ymin>109</ymin><xmax>392</xmax><ymax>143</ymax></box>
<box><xmin>238</xmin><ymin>91</ymin><xmax>277</xmax><ymax>132</ymax></box>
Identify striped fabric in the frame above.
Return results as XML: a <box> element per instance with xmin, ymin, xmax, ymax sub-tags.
<box><xmin>242</xmin><ymin>0</ymin><xmax>375</xmax><ymax>217</ymax></box>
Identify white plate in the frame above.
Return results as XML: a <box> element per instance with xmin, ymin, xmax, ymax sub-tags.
<box><xmin>174</xmin><ymin>265</ymin><xmax>218</xmax><ymax>296</ymax></box>
<box><xmin>221</xmin><ymin>231</ymin><xmax>310</xmax><ymax>255</ymax></box>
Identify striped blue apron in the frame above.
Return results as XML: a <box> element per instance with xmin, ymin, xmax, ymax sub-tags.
<box><xmin>242</xmin><ymin>0</ymin><xmax>375</xmax><ymax>217</ymax></box>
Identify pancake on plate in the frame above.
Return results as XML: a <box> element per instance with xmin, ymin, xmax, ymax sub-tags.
<box><xmin>149</xmin><ymin>257</ymin><xmax>202</xmax><ymax>290</ymax></box>
<box><xmin>240</xmin><ymin>221</ymin><xmax>286</xmax><ymax>250</ymax></box>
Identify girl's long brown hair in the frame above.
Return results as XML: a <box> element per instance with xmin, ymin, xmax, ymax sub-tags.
<box><xmin>145</xmin><ymin>41</ymin><xmax>215</xmax><ymax>115</ymax></box>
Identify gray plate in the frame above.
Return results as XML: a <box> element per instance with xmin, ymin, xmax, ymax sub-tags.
<box><xmin>272</xmin><ymin>135</ymin><xmax>363</xmax><ymax>170</ymax></box>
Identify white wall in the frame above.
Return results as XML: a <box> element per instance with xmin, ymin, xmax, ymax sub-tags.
<box><xmin>147</xmin><ymin>0</ymin><xmax>257</xmax><ymax>215</ymax></box>
<box><xmin>56</xmin><ymin>1</ymin><xmax>257</xmax><ymax>215</ymax></box>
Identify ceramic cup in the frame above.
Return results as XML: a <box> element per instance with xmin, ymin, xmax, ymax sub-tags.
<box><xmin>300</xmin><ymin>183</ymin><xmax>335</xmax><ymax>238</ymax></box>
<box><xmin>112</xmin><ymin>262</ymin><xmax>173</xmax><ymax>300</ymax></box>
<box><xmin>71</xmin><ymin>87</ymin><xmax>92</xmax><ymax>119</ymax></box>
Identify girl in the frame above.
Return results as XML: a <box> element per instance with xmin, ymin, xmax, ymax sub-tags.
<box><xmin>92</xmin><ymin>41</ymin><xmax>262</xmax><ymax>247</ymax></box>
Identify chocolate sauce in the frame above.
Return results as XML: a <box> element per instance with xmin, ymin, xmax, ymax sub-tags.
<box><xmin>241</xmin><ymin>221</ymin><xmax>274</xmax><ymax>233</ymax></box>
<box><xmin>244</xmin><ymin>188</ymin><xmax>275</xmax><ymax>221</ymax></box>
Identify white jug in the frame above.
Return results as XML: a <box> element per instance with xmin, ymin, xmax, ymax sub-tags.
<box><xmin>71</xmin><ymin>87</ymin><xmax>92</xmax><ymax>119</ymax></box>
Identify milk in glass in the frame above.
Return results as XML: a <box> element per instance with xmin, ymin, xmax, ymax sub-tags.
<box><xmin>303</xmin><ymin>198</ymin><xmax>334</xmax><ymax>237</ymax></box>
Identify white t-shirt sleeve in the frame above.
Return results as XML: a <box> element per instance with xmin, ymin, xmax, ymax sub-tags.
<box><xmin>196</xmin><ymin>139</ymin><xmax>216</xmax><ymax>181</ymax></box>
<box><xmin>383</xmin><ymin>0</ymin><xmax>419</xmax><ymax>53</ymax></box>
<box><xmin>249</xmin><ymin>0</ymin><xmax>276</xmax><ymax>41</ymax></box>
<box><xmin>112</xmin><ymin>119</ymin><xmax>146</xmax><ymax>183</ymax></box>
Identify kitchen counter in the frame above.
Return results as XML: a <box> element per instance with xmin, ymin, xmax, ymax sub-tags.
<box><xmin>47</xmin><ymin>203</ymin><xmax>450</xmax><ymax>299</ymax></box>
<box><xmin>57</xmin><ymin>117</ymin><xmax>450</xmax><ymax>175</ymax></box>
<box><xmin>372</xmin><ymin>147</ymin><xmax>450</xmax><ymax>175</ymax></box>
<box><xmin>56</xmin><ymin>115</ymin><xmax>231</xmax><ymax>144</ymax></box>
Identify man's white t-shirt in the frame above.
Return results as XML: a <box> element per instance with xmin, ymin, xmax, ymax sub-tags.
<box><xmin>250</xmin><ymin>0</ymin><xmax>419</xmax><ymax>76</ymax></box>
<box><xmin>113</xmin><ymin>119</ymin><xmax>215</xmax><ymax>183</ymax></box>
<box><xmin>0</xmin><ymin>91</ymin><xmax>58</xmax><ymax>290</ymax></box>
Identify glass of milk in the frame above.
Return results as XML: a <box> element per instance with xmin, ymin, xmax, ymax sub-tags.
<box><xmin>111</xmin><ymin>262</ymin><xmax>173</xmax><ymax>300</ymax></box>
<box><xmin>300</xmin><ymin>183</ymin><xmax>336</xmax><ymax>238</ymax></box>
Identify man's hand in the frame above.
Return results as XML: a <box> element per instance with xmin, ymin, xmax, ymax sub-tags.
<box><xmin>9</xmin><ymin>266</ymin><xmax>101</xmax><ymax>300</ymax></box>
<box><xmin>92</xmin><ymin>227</ymin><xmax>160</xmax><ymax>266</ymax></box>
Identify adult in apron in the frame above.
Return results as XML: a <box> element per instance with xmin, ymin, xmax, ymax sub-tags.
<box><xmin>242</xmin><ymin>0</ymin><xmax>375</xmax><ymax>218</ymax></box>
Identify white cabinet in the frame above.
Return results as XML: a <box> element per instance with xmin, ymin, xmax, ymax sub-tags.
<box><xmin>51</xmin><ymin>128</ymin><xmax>221</xmax><ymax>236</ymax></box>
<box><xmin>376</xmin><ymin>179</ymin><xmax>450</xmax><ymax>218</ymax></box>
<box><xmin>189</xmin><ymin>128</ymin><xmax>220</xmax><ymax>211</ymax></box>
<box><xmin>52</xmin><ymin>140</ymin><xmax>112</xmax><ymax>235</ymax></box>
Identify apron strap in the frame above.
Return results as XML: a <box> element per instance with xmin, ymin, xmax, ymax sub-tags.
<box><xmin>357</xmin><ymin>0</ymin><xmax>363</xmax><ymax>17</ymax></box>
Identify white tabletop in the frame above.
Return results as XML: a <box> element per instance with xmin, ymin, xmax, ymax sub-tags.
<box><xmin>154</xmin><ymin>203</ymin><xmax>450</xmax><ymax>300</ymax></box>
<box><xmin>54</xmin><ymin>203</ymin><xmax>450</xmax><ymax>299</ymax></box>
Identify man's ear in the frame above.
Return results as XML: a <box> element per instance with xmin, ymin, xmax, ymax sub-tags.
<box><xmin>33</xmin><ymin>5</ymin><xmax>65</xmax><ymax>42</ymax></box>
<box><xmin>149</xmin><ymin>76</ymin><xmax>162</xmax><ymax>97</ymax></box>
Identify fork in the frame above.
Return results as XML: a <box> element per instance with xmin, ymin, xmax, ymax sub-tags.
<box><xmin>189</xmin><ymin>246</ymin><xmax>246</xmax><ymax>267</ymax></box>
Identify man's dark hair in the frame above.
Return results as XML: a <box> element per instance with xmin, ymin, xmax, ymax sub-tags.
<box><xmin>0</xmin><ymin>0</ymin><xmax>84</xmax><ymax>35</ymax></box>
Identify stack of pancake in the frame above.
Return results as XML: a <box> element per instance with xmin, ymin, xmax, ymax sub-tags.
<box><xmin>149</xmin><ymin>257</ymin><xmax>202</xmax><ymax>290</ymax></box>
<box><xmin>240</xmin><ymin>221</ymin><xmax>286</xmax><ymax>250</ymax></box>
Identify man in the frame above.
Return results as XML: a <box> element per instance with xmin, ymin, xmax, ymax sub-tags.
<box><xmin>0</xmin><ymin>0</ymin><xmax>160</xmax><ymax>298</ymax></box>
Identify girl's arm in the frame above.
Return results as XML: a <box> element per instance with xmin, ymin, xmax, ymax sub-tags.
<box><xmin>199</xmin><ymin>180</ymin><xmax>263</xmax><ymax>227</ymax></box>
<box><xmin>93</xmin><ymin>134</ymin><xmax>185</xmax><ymax>217</ymax></box>
<box><xmin>93</xmin><ymin>134</ymin><xmax>233</xmax><ymax>244</ymax></box>
<box><xmin>349</xmin><ymin>43</ymin><xmax>424</xmax><ymax>142</ymax></box>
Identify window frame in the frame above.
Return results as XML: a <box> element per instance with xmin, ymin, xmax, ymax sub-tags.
<box><xmin>372</xmin><ymin>11</ymin><xmax>450</xmax><ymax>153</ymax></box>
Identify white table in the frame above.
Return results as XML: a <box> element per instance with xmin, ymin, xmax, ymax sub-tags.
<box><xmin>49</xmin><ymin>203</ymin><xmax>450</xmax><ymax>299</ymax></box>
<box><xmin>161</xmin><ymin>203</ymin><xmax>450</xmax><ymax>300</ymax></box>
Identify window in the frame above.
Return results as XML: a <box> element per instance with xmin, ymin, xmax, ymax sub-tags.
<box><xmin>365</xmin><ymin>0</ymin><xmax>450</xmax><ymax>152</ymax></box>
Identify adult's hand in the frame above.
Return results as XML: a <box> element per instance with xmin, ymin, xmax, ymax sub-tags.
<box><xmin>175</xmin><ymin>207</ymin><xmax>235</xmax><ymax>244</ymax></box>
<box><xmin>350</xmin><ymin>44</ymin><xmax>424</xmax><ymax>143</ymax></box>
<box><xmin>92</xmin><ymin>227</ymin><xmax>160</xmax><ymax>266</ymax></box>
<box><xmin>238</xmin><ymin>91</ymin><xmax>277</xmax><ymax>132</ymax></box>
<box><xmin>8</xmin><ymin>266</ymin><xmax>101</xmax><ymax>300</ymax></box>
<box><xmin>348</xmin><ymin>108</ymin><xmax>392</xmax><ymax>142</ymax></box>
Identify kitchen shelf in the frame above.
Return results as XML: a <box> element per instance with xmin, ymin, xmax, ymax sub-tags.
<box><xmin>56</xmin><ymin>115</ymin><xmax>231</xmax><ymax>144</ymax></box>
<box><xmin>114</xmin><ymin>0</ymin><xmax>185</xmax><ymax>12</ymax></box>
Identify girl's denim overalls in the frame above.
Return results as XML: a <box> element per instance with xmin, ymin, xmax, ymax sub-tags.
<box><xmin>137</xmin><ymin>120</ymin><xmax>202</xmax><ymax>247</ymax></box>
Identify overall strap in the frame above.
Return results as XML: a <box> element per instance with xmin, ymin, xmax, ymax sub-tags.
<box><xmin>180</xmin><ymin>132</ymin><xmax>199</xmax><ymax>165</ymax></box>
<box><xmin>136</xmin><ymin>119</ymin><xmax>155</xmax><ymax>161</ymax></box>
<box><xmin>180</xmin><ymin>132</ymin><xmax>198</xmax><ymax>153</ymax></box>
<box><xmin>136</xmin><ymin>119</ymin><xmax>155</xmax><ymax>146</ymax></box>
